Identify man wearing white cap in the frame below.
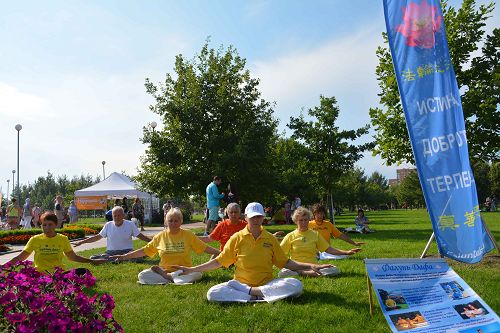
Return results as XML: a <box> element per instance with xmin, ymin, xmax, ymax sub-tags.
<box><xmin>173</xmin><ymin>202</ymin><xmax>334</xmax><ymax>303</ymax></box>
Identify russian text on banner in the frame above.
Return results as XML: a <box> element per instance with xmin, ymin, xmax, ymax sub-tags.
<box><xmin>75</xmin><ymin>196</ymin><xmax>107</xmax><ymax>210</ymax></box>
<box><xmin>382</xmin><ymin>0</ymin><xmax>494</xmax><ymax>263</ymax></box>
<box><xmin>365</xmin><ymin>259</ymin><xmax>500</xmax><ymax>333</ymax></box>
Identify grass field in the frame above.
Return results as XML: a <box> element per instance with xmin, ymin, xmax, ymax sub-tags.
<box><xmin>65</xmin><ymin>210</ymin><xmax>500</xmax><ymax>333</ymax></box>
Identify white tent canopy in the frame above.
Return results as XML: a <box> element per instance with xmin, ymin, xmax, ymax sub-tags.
<box><xmin>74</xmin><ymin>172</ymin><xmax>159</xmax><ymax>223</ymax></box>
<box><xmin>75</xmin><ymin>172</ymin><xmax>151</xmax><ymax>198</ymax></box>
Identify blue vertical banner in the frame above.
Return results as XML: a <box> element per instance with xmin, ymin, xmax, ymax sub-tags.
<box><xmin>382</xmin><ymin>0</ymin><xmax>494</xmax><ymax>263</ymax></box>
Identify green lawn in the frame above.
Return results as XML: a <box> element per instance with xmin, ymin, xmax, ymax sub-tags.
<box><xmin>65</xmin><ymin>210</ymin><xmax>500</xmax><ymax>333</ymax></box>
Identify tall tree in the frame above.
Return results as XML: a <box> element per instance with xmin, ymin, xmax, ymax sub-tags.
<box><xmin>369</xmin><ymin>1</ymin><xmax>498</xmax><ymax>165</ymax></box>
<box><xmin>396</xmin><ymin>171</ymin><xmax>425</xmax><ymax>208</ymax></box>
<box><xmin>271</xmin><ymin>137</ymin><xmax>317</xmax><ymax>206</ymax></box>
<box><xmin>137</xmin><ymin>42</ymin><xmax>278</xmax><ymax>202</ymax></box>
<box><xmin>288</xmin><ymin>95</ymin><xmax>372</xmax><ymax>216</ymax></box>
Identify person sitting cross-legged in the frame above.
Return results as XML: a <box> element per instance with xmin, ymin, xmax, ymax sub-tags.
<box><xmin>309</xmin><ymin>203</ymin><xmax>365</xmax><ymax>247</ymax></box>
<box><xmin>73</xmin><ymin>206</ymin><xmax>151</xmax><ymax>262</ymax></box>
<box><xmin>279</xmin><ymin>207</ymin><xmax>361</xmax><ymax>278</ymax></box>
<box><xmin>110</xmin><ymin>207</ymin><xmax>220</xmax><ymax>285</ymax></box>
<box><xmin>173</xmin><ymin>202</ymin><xmax>333</xmax><ymax>303</ymax></box>
<box><xmin>200</xmin><ymin>202</ymin><xmax>284</xmax><ymax>256</ymax></box>
<box><xmin>5</xmin><ymin>211</ymin><xmax>106</xmax><ymax>274</ymax></box>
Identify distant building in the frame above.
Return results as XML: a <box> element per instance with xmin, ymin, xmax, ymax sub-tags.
<box><xmin>389</xmin><ymin>168</ymin><xmax>417</xmax><ymax>186</ymax></box>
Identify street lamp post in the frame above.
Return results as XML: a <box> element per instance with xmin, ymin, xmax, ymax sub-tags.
<box><xmin>102</xmin><ymin>161</ymin><xmax>106</xmax><ymax>180</ymax></box>
<box><xmin>148</xmin><ymin>121</ymin><xmax>157</xmax><ymax>224</ymax></box>
<box><xmin>6</xmin><ymin>179</ymin><xmax>10</xmax><ymax>201</ymax></box>
<box><xmin>15</xmin><ymin>124</ymin><xmax>22</xmax><ymax>203</ymax></box>
<box><xmin>11</xmin><ymin>170</ymin><xmax>15</xmax><ymax>200</ymax></box>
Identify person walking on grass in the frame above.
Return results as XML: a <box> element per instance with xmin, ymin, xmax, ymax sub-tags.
<box><xmin>279</xmin><ymin>207</ymin><xmax>361</xmax><ymax>278</ymax></box>
<box><xmin>5</xmin><ymin>211</ymin><xmax>107</xmax><ymax>274</ymax></box>
<box><xmin>173</xmin><ymin>202</ymin><xmax>333</xmax><ymax>303</ymax></box>
<box><xmin>110</xmin><ymin>207</ymin><xmax>220</xmax><ymax>285</ymax></box>
<box><xmin>205</xmin><ymin>176</ymin><xmax>224</xmax><ymax>236</ymax></box>
<box><xmin>73</xmin><ymin>206</ymin><xmax>151</xmax><ymax>261</ymax></box>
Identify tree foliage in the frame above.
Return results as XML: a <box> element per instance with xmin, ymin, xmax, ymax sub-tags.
<box><xmin>13</xmin><ymin>172</ymin><xmax>99</xmax><ymax>210</ymax></box>
<box><xmin>396</xmin><ymin>171</ymin><xmax>425</xmax><ymax>208</ymax></box>
<box><xmin>288</xmin><ymin>95</ymin><xmax>372</xmax><ymax>200</ymax></box>
<box><xmin>370</xmin><ymin>0</ymin><xmax>498</xmax><ymax>165</ymax></box>
<box><xmin>137</xmin><ymin>42</ymin><xmax>278</xmax><ymax>203</ymax></box>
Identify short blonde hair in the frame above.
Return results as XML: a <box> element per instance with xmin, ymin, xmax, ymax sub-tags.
<box><xmin>291</xmin><ymin>207</ymin><xmax>311</xmax><ymax>223</ymax></box>
<box><xmin>165</xmin><ymin>207</ymin><xmax>183</xmax><ymax>222</ymax></box>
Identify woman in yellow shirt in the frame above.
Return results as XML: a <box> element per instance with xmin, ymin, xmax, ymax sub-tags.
<box><xmin>172</xmin><ymin>202</ymin><xmax>333</xmax><ymax>303</ymax></box>
<box><xmin>279</xmin><ymin>207</ymin><xmax>361</xmax><ymax>277</ymax></box>
<box><xmin>309</xmin><ymin>203</ymin><xmax>365</xmax><ymax>246</ymax></box>
<box><xmin>111</xmin><ymin>207</ymin><xmax>220</xmax><ymax>285</ymax></box>
<box><xmin>6</xmin><ymin>212</ymin><xmax>106</xmax><ymax>274</ymax></box>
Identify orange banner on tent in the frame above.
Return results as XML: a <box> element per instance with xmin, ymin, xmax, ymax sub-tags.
<box><xmin>76</xmin><ymin>196</ymin><xmax>107</xmax><ymax>210</ymax></box>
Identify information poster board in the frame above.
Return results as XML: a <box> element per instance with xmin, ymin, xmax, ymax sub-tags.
<box><xmin>75</xmin><ymin>196</ymin><xmax>107</xmax><ymax>210</ymax></box>
<box><xmin>365</xmin><ymin>259</ymin><xmax>499</xmax><ymax>333</ymax></box>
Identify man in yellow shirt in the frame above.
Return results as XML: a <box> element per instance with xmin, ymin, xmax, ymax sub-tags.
<box><xmin>173</xmin><ymin>202</ymin><xmax>333</xmax><ymax>303</ymax></box>
<box><xmin>280</xmin><ymin>207</ymin><xmax>361</xmax><ymax>277</ymax></box>
<box><xmin>111</xmin><ymin>207</ymin><xmax>220</xmax><ymax>284</ymax></box>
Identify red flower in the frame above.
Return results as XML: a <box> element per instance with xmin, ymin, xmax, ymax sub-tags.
<box><xmin>396</xmin><ymin>0</ymin><xmax>442</xmax><ymax>49</ymax></box>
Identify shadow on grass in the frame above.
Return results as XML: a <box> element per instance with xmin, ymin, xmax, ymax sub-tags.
<box><xmin>349</xmin><ymin>229</ymin><xmax>433</xmax><ymax>242</ymax></box>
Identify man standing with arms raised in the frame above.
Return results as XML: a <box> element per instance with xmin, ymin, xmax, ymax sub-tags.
<box><xmin>205</xmin><ymin>176</ymin><xmax>224</xmax><ymax>236</ymax></box>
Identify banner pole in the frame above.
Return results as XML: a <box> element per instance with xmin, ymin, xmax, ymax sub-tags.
<box><xmin>366</xmin><ymin>269</ymin><xmax>374</xmax><ymax>316</ymax></box>
<box><xmin>482</xmin><ymin>217</ymin><xmax>500</xmax><ymax>254</ymax></box>
<box><xmin>420</xmin><ymin>232</ymin><xmax>435</xmax><ymax>258</ymax></box>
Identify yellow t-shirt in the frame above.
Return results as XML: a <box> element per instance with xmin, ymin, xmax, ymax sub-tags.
<box><xmin>308</xmin><ymin>220</ymin><xmax>342</xmax><ymax>242</ymax></box>
<box><xmin>143</xmin><ymin>228</ymin><xmax>207</xmax><ymax>272</ymax></box>
<box><xmin>23</xmin><ymin>233</ymin><xmax>72</xmax><ymax>272</ymax></box>
<box><xmin>280</xmin><ymin>229</ymin><xmax>330</xmax><ymax>263</ymax></box>
<box><xmin>216</xmin><ymin>227</ymin><xmax>289</xmax><ymax>287</ymax></box>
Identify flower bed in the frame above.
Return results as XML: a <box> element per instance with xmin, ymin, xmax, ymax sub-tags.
<box><xmin>0</xmin><ymin>261</ymin><xmax>122</xmax><ymax>332</ymax></box>
<box><xmin>65</xmin><ymin>224</ymin><xmax>102</xmax><ymax>235</ymax></box>
<box><xmin>0</xmin><ymin>228</ymin><xmax>85</xmax><ymax>245</ymax></box>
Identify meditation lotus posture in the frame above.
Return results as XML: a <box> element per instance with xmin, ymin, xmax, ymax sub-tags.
<box><xmin>309</xmin><ymin>203</ymin><xmax>365</xmax><ymax>247</ymax></box>
<box><xmin>6</xmin><ymin>212</ymin><xmax>106</xmax><ymax>274</ymax></box>
<box><xmin>74</xmin><ymin>206</ymin><xmax>151</xmax><ymax>261</ymax></box>
<box><xmin>110</xmin><ymin>207</ymin><xmax>220</xmax><ymax>285</ymax></box>
<box><xmin>279</xmin><ymin>207</ymin><xmax>361</xmax><ymax>277</ymax></box>
<box><xmin>173</xmin><ymin>202</ymin><xmax>333</xmax><ymax>303</ymax></box>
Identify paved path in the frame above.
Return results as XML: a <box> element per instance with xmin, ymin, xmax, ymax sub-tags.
<box><xmin>0</xmin><ymin>222</ymin><xmax>205</xmax><ymax>265</ymax></box>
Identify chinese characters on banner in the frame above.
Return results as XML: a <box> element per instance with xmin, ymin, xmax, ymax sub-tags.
<box><xmin>366</xmin><ymin>259</ymin><xmax>500</xmax><ymax>333</ymax></box>
<box><xmin>382</xmin><ymin>0</ymin><xmax>494</xmax><ymax>263</ymax></box>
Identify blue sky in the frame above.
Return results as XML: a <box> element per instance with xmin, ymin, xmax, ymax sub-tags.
<box><xmin>0</xmin><ymin>0</ymin><xmax>498</xmax><ymax>196</ymax></box>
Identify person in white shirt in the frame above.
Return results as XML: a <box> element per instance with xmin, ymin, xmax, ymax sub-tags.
<box><xmin>74</xmin><ymin>206</ymin><xmax>151</xmax><ymax>261</ymax></box>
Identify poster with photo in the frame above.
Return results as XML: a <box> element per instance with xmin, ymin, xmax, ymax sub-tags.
<box><xmin>365</xmin><ymin>259</ymin><xmax>499</xmax><ymax>333</ymax></box>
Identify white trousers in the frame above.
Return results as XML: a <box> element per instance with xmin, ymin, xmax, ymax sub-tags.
<box><xmin>21</xmin><ymin>216</ymin><xmax>32</xmax><ymax>229</ymax></box>
<box><xmin>207</xmin><ymin>278</ymin><xmax>303</xmax><ymax>303</ymax></box>
<box><xmin>137</xmin><ymin>268</ymin><xmax>202</xmax><ymax>285</ymax></box>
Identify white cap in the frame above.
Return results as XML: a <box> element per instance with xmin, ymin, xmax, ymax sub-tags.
<box><xmin>245</xmin><ymin>202</ymin><xmax>265</xmax><ymax>218</ymax></box>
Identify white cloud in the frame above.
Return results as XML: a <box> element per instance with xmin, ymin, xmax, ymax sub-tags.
<box><xmin>0</xmin><ymin>82</ymin><xmax>55</xmax><ymax>120</ymax></box>
<box><xmin>251</xmin><ymin>23</ymin><xmax>384</xmax><ymax>129</ymax></box>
